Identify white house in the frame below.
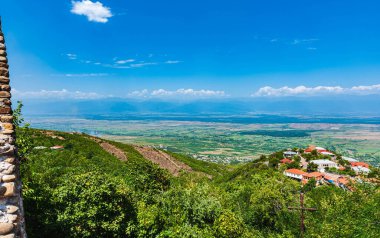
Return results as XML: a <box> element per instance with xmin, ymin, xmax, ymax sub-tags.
<box><xmin>283</xmin><ymin>151</ymin><xmax>298</xmax><ymax>158</ymax></box>
<box><xmin>342</xmin><ymin>156</ymin><xmax>358</xmax><ymax>163</ymax></box>
<box><xmin>283</xmin><ymin>169</ymin><xmax>306</xmax><ymax>180</ymax></box>
<box><xmin>352</xmin><ymin>166</ymin><xmax>371</xmax><ymax>175</ymax></box>
<box><xmin>310</xmin><ymin>159</ymin><xmax>338</xmax><ymax>172</ymax></box>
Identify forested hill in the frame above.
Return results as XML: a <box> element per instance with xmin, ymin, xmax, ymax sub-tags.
<box><xmin>20</xmin><ymin>128</ymin><xmax>379</xmax><ymax>238</ymax></box>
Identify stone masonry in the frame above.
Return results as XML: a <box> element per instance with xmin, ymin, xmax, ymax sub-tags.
<box><xmin>0</xmin><ymin>18</ymin><xmax>27</xmax><ymax>238</ymax></box>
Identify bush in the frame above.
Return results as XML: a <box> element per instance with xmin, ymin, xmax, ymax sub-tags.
<box><xmin>54</xmin><ymin>172</ymin><xmax>137</xmax><ymax>237</ymax></box>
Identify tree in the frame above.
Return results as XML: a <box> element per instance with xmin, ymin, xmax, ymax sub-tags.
<box><xmin>259</xmin><ymin>155</ymin><xmax>267</xmax><ymax>162</ymax></box>
<box><xmin>213</xmin><ymin>210</ymin><xmax>245</xmax><ymax>238</ymax></box>
<box><xmin>269</xmin><ymin>157</ymin><xmax>280</xmax><ymax>168</ymax></box>
<box><xmin>307</xmin><ymin>162</ymin><xmax>318</xmax><ymax>172</ymax></box>
<box><xmin>302</xmin><ymin>178</ymin><xmax>316</xmax><ymax>192</ymax></box>
<box><xmin>337</xmin><ymin>158</ymin><xmax>349</xmax><ymax>166</ymax></box>
<box><xmin>13</xmin><ymin>100</ymin><xmax>27</xmax><ymax>128</ymax></box>
<box><xmin>13</xmin><ymin>101</ymin><xmax>33</xmax><ymax>158</ymax></box>
<box><xmin>293</xmin><ymin>155</ymin><xmax>301</xmax><ymax>163</ymax></box>
<box><xmin>287</xmin><ymin>161</ymin><xmax>300</xmax><ymax>169</ymax></box>
<box><xmin>306</xmin><ymin>185</ymin><xmax>380</xmax><ymax>237</ymax></box>
<box><xmin>53</xmin><ymin>172</ymin><xmax>137</xmax><ymax>237</ymax></box>
<box><xmin>367</xmin><ymin>168</ymin><xmax>380</xmax><ymax>179</ymax></box>
<box><xmin>248</xmin><ymin>174</ymin><xmax>299</xmax><ymax>234</ymax></box>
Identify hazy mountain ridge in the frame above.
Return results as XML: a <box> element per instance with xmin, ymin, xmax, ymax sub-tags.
<box><xmin>19</xmin><ymin>95</ymin><xmax>380</xmax><ymax>119</ymax></box>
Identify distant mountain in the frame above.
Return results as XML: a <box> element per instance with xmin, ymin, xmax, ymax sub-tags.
<box><xmin>20</xmin><ymin>95</ymin><xmax>380</xmax><ymax>118</ymax></box>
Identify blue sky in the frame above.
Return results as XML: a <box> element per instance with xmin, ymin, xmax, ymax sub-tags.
<box><xmin>1</xmin><ymin>0</ymin><xmax>380</xmax><ymax>100</ymax></box>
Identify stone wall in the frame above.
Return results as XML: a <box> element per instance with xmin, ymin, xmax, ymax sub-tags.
<box><xmin>0</xmin><ymin>19</ymin><xmax>27</xmax><ymax>238</ymax></box>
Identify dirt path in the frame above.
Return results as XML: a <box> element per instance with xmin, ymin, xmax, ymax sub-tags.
<box><xmin>87</xmin><ymin>136</ymin><xmax>128</xmax><ymax>161</ymax></box>
<box><xmin>87</xmin><ymin>135</ymin><xmax>192</xmax><ymax>176</ymax></box>
<box><xmin>99</xmin><ymin>142</ymin><xmax>128</xmax><ymax>161</ymax></box>
<box><xmin>133</xmin><ymin>145</ymin><xmax>192</xmax><ymax>176</ymax></box>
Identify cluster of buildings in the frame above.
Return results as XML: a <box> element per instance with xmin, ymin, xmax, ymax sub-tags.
<box><xmin>190</xmin><ymin>153</ymin><xmax>253</xmax><ymax>164</ymax></box>
<box><xmin>284</xmin><ymin>168</ymin><xmax>351</xmax><ymax>190</ymax></box>
<box><xmin>282</xmin><ymin>145</ymin><xmax>372</xmax><ymax>190</ymax></box>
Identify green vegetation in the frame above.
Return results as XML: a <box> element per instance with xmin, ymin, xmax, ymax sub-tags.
<box><xmin>240</xmin><ymin>130</ymin><xmax>314</xmax><ymax>137</ymax></box>
<box><xmin>21</xmin><ymin>129</ymin><xmax>170</xmax><ymax>237</ymax></box>
<box><xmin>167</xmin><ymin>151</ymin><xmax>228</xmax><ymax>177</ymax></box>
<box><xmin>13</xmin><ymin>101</ymin><xmax>33</xmax><ymax>158</ymax></box>
<box><xmin>28</xmin><ymin>117</ymin><xmax>380</xmax><ymax>166</ymax></box>
<box><xmin>19</xmin><ymin>129</ymin><xmax>380</xmax><ymax>237</ymax></box>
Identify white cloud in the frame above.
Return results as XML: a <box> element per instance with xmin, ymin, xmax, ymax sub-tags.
<box><xmin>165</xmin><ymin>60</ymin><xmax>181</xmax><ymax>64</ymax></box>
<box><xmin>115</xmin><ymin>59</ymin><xmax>135</xmax><ymax>64</ymax></box>
<box><xmin>71</xmin><ymin>0</ymin><xmax>112</xmax><ymax>23</ymax></box>
<box><xmin>130</xmin><ymin>62</ymin><xmax>158</xmax><ymax>68</ymax></box>
<box><xmin>11</xmin><ymin>88</ymin><xmax>224</xmax><ymax>100</ymax></box>
<box><xmin>252</xmin><ymin>84</ymin><xmax>380</xmax><ymax>97</ymax></box>
<box><xmin>128</xmin><ymin>89</ymin><xmax>149</xmax><ymax>97</ymax></box>
<box><xmin>291</xmin><ymin>38</ymin><xmax>319</xmax><ymax>45</ymax></box>
<box><xmin>12</xmin><ymin>89</ymin><xmax>108</xmax><ymax>100</ymax></box>
<box><xmin>351</xmin><ymin>84</ymin><xmax>380</xmax><ymax>93</ymax></box>
<box><xmin>66</xmin><ymin>53</ymin><xmax>77</xmax><ymax>60</ymax></box>
<box><xmin>128</xmin><ymin>88</ymin><xmax>226</xmax><ymax>98</ymax></box>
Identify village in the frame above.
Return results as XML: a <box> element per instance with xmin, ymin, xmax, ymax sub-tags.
<box><xmin>279</xmin><ymin>145</ymin><xmax>377</xmax><ymax>190</ymax></box>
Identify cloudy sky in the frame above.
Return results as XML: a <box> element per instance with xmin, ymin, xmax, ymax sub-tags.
<box><xmin>1</xmin><ymin>0</ymin><xmax>380</xmax><ymax>100</ymax></box>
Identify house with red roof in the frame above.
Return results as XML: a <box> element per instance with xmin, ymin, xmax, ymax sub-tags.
<box><xmin>304</xmin><ymin>145</ymin><xmax>316</xmax><ymax>153</ymax></box>
<box><xmin>280</xmin><ymin>158</ymin><xmax>292</xmax><ymax>164</ymax></box>
<box><xmin>303</xmin><ymin>172</ymin><xmax>323</xmax><ymax>181</ymax></box>
<box><xmin>304</xmin><ymin>145</ymin><xmax>335</xmax><ymax>156</ymax></box>
<box><xmin>350</xmin><ymin>162</ymin><xmax>369</xmax><ymax>168</ymax></box>
<box><xmin>283</xmin><ymin>169</ymin><xmax>306</xmax><ymax>180</ymax></box>
<box><xmin>350</xmin><ymin>162</ymin><xmax>371</xmax><ymax>174</ymax></box>
<box><xmin>302</xmin><ymin>172</ymin><xmax>324</xmax><ymax>185</ymax></box>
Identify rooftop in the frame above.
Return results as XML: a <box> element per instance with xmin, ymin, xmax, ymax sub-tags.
<box><xmin>343</xmin><ymin>157</ymin><xmax>358</xmax><ymax>162</ymax></box>
<box><xmin>350</xmin><ymin>162</ymin><xmax>370</xmax><ymax>168</ymax></box>
<box><xmin>310</xmin><ymin>159</ymin><xmax>337</xmax><ymax>165</ymax></box>
<box><xmin>280</xmin><ymin>158</ymin><xmax>293</xmax><ymax>164</ymax></box>
<box><xmin>285</xmin><ymin>169</ymin><xmax>306</xmax><ymax>175</ymax></box>
<box><xmin>304</xmin><ymin>172</ymin><xmax>323</xmax><ymax>178</ymax></box>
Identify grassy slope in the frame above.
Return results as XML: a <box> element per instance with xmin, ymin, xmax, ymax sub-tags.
<box><xmin>22</xmin><ymin>129</ymin><xmax>228</xmax><ymax>186</ymax></box>
<box><xmin>22</xmin><ymin>129</ymin><xmax>177</xmax><ymax>236</ymax></box>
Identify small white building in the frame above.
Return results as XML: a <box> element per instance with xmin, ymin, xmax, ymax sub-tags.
<box><xmin>352</xmin><ymin>166</ymin><xmax>371</xmax><ymax>175</ymax></box>
<box><xmin>283</xmin><ymin>151</ymin><xmax>298</xmax><ymax>158</ymax></box>
<box><xmin>283</xmin><ymin>169</ymin><xmax>306</xmax><ymax>180</ymax></box>
<box><xmin>310</xmin><ymin>159</ymin><xmax>338</xmax><ymax>172</ymax></box>
<box><xmin>342</xmin><ymin>157</ymin><xmax>358</xmax><ymax>163</ymax></box>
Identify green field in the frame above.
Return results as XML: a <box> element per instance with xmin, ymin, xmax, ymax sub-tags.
<box><xmin>28</xmin><ymin>117</ymin><xmax>380</xmax><ymax>166</ymax></box>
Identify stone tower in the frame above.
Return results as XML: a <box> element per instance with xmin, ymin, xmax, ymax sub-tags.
<box><xmin>0</xmin><ymin>18</ymin><xmax>27</xmax><ymax>238</ymax></box>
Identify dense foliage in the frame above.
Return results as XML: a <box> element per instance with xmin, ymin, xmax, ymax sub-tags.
<box><xmin>19</xmin><ymin>129</ymin><xmax>379</xmax><ymax>237</ymax></box>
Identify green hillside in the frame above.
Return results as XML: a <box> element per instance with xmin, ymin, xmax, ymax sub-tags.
<box><xmin>20</xmin><ymin>128</ymin><xmax>380</xmax><ymax>238</ymax></box>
